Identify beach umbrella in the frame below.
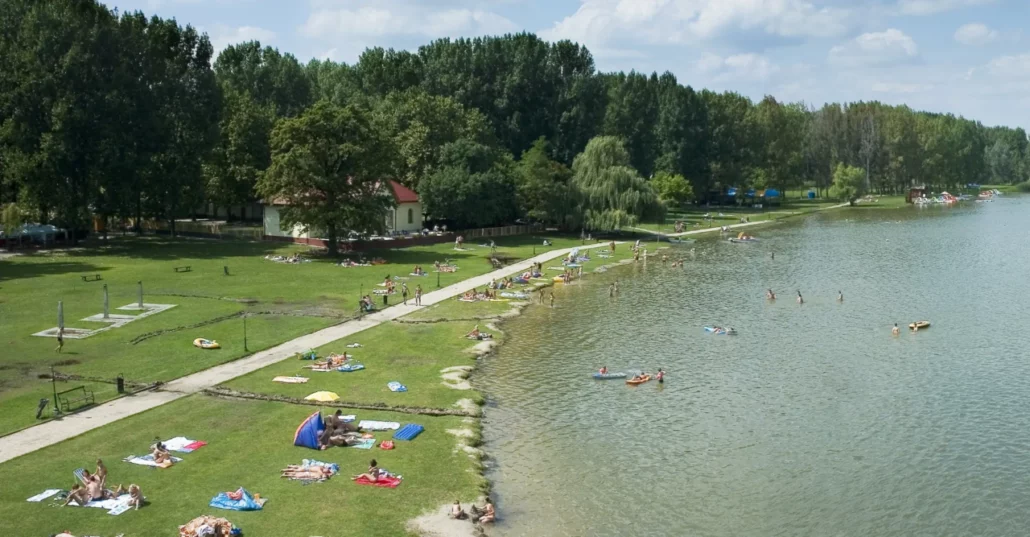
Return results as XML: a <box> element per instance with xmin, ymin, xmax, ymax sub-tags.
<box><xmin>57</xmin><ymin>301</ymin><xmax>64</xmax><ymax>330</ymax></box>
<box><xmin>304</xmin><ymin>391</ymin><xmax>340</xmax><ymax>402</ymax></box>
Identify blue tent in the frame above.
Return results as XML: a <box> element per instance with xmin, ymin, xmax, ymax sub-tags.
<box><xmin>210</xmin><ymin>488</ymin><xmax>264</xmax><ymax>511</ymax></box>
<box><xmin>726</xmin><ymin>187</ymin><xmax>738</xmax><ymax>196</ymax></box>
<box><xmin>293</xmin><ymin>411</ymin><xmax>324</xmax><ymax>449</ymax></box>
<box><xmin>745</xmin><ymin>189</ymin><xmax>756</xmax><ymax>197</ymax></box>
<box><xmin>764</xmin><ymin>189</ymin><xmax>781</xmax><ymax>198</ymax></box>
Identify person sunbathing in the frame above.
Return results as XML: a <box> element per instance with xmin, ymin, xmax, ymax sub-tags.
<box><xmin>151</xmin><ymin>440</ymin><xmax>171</xmax><ymax>464</ymax></box>
<box><xmin>282</xmin><ymin>465</ymin><xmax>334</xmax><ymax>480</ymax></box>
<box><xmin>467</xmin><ymin>325</ymin><xmax>481</xmax><ymax>339</ymax></box>
<box><xmin>450</xmin><ymin>499</ymin><xmax>468</xmax><ymax>520</ymax></box>
<box><xmin>352</xmin><ymin>459</ymin><xmax>380</xmax><ymax>482</ymax></box>
<box><xmin>63</xmin><ymin>484</ymin><xmax>92</xmax><ymax>506</ymax></box>
<box><xmin>86</xmin><ymin>477</ymin><xmax>122</xmax><ymax>501</ymax></box>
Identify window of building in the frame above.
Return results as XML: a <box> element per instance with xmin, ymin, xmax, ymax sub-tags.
<box><xmin>407</xmin><ymin>208</ymin><xmax>414</xmax><ymax>224</ymax></box>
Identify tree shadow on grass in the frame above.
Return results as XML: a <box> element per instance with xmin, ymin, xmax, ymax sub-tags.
<box><xmin>58</xmin><ymin>236</ymin><xmax>283</xmax><ymax>262</ymax></box>
<box><xmin>0</xmin><ymin>260</ymin><xmax>110</xmax><ymax>284</ymax></box>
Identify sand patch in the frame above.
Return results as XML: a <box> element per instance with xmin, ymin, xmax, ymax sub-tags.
<box><xmin>467</xmin><ymin>339</ymin><xmax>496</xmax><ymax>356</ymax></box>
<box><xmin>454</xmin><ymin>398</ymin><xmax>478</xmax><ymax>414</ymax></box>
<box><xmin>446</xmin><ymin>428</ymin><xmax>475</xmax><ymax>439</ymax></box>
<box><xmin>441</xmin><ymin>366</ymin><xmax>473</xmax><ymax>390</ymax></box>
<box><xmin>407</xmin><ymin>503</ymin><xmax>484</xmax><ymax>537</ymax></box>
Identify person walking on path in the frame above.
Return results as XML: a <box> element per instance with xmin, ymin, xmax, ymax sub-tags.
<box><xmin>401</xmin><ymin>283</ymin><xmax>409</xmax><ymax>305</ymax></box>
<box><xmin>415</xmin><ymin>285</ymin><xmax>422</xmax><ymax>306</ymax></box>
<box><xmin>55</xmin><ymin>328</ymin><xmax>64</xmax><ymax>353</ymax></box>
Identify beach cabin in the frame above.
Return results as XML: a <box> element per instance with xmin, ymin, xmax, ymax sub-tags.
<box><xmin>906</xmin><ymin>187</ymin><xmax>928</xmax><ymax>204</ymax></box>
<box><xmin>262</xmin><ymin>180</ymin><xmax>423</xmax><ymax>242</ymax></box>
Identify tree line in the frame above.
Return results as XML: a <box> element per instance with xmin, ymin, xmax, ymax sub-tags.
<box><xmin>2</xmin><ymin>0</ymin><xmax>1028</xmax><ymax>245</ymax></box>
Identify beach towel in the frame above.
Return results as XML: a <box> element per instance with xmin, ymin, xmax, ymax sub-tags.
<box><xmin>26</xmin><ymin>489</ymin><xmax>61</xmax><ymax>502</ymax></box>
<box><xmin>273</xmin><ymin>376</ymin><xmax>309</xmax><ymax>384</ymax></box>
<box><xmin>354</xmin><ymin>475</ymin><xmax>402</xmax><ymax>488</ymax></box>
<box><xmin>163</xmin><ymin>437</ymin><xmax>207</xmax><ymax>453</ymax></box>
<box><xmin>209</xmin><ymin>488</ymin><xmax>265</xmax><ymax>511</ymax></box>
<box><xmin>69</xmin><ymin>493</ymin><xmax>133</xmax><ymax>515</ymax></box>
<box><xmin>358</xmin><ymin>420</ymin><xmax>400</xmax><ymax>431</ymax></box>
<box><xmin>349</xmin><ymin>438</ymin><xmax>376</xmax><ymax>450</ymax></box>
<box><xmin>387</xmin><ymin>381</ymin><xmax>407</xmax><ymax>392</ymax></box>
<box><xmin>124</xmin><ymin>454</ymin><xmax>182</xmax><ymax>467</ymax></box>
<box><xmin>336</xmin><ymin>363</ymin><xmax>365</xmax><ymax>372</ymax></box>
<box><xmin>283</xmin><ymin>459</ymin><xmax>339</xmax><ymax>483</ymax></box>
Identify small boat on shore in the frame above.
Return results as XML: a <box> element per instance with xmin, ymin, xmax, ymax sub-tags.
<box><xmin>626</xmin><ymin>375</ymin><xmax>652</xmax><ymax>386</ymax></box>
<box><xmin>909</xmin><ymin>321</ymin><xmax>930</xmax><ymax>331</ymax></box>
<box><xmin>593</xmin><ymin>372</ymin><xmax>628</xmax><ymax>380</ymax></box>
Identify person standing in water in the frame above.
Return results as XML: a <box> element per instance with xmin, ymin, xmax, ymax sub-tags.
<box><xmin>796</xmin><ymin>291</ymin><xmax>804</xmax><ymax>305</ymax></box>
<box><xmin>837</xmin><ymin>290</ymin><xmax>844</xmax><ymax>302</ymax></box>
<box><xmin>608</xmin><ymin>283</ymin><xmax>615</xmax><ymax>298</ymax></box>
<box><xmin>656</xmin><ymin>369</ymin><xmax>665</xmax><ymax>383</ymax></box>
<box><xmin>614</xmin><ymin>280</ymin><xmax>619</xmax><ymax>294</ymax></box>
<box><xmin>549</xmin><ymin>292</ymin><xmax>555</xmax><ymax>308</ymax></box>
<box><xmin>766</xmin><ymin>289</ymin><xmax>776</xmax><ymax>300</ymax></box>
<box><xmin>771</xmin><ymin>252</ymin><xmax>775</xmax><ymax>260</ymax></box>
<box><xmin>892</xmin><ymin>323</ymin><xmax>900</xmax><ymax>335</ymax></box>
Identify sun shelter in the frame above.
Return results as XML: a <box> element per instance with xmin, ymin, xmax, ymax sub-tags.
<box><xmin>294</xmin><ymin>411</ymin><xmax>325</xmax><ymax>449</ymax></box>
<box><xmin>304</xmin><ymin>391</ymin><xmax>339</xmax><ymax>402</ymax></box>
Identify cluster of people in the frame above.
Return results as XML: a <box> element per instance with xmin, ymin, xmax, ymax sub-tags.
<box><xmin>411</xmin><ymin>265</ymin><xmax>427</xmax><ymax>276</ymax></box>
<box><xmin>265</xmin><ymin>253</ymin><xmax>306</xmax><ymax>264</ymax></box>
<box><xmin>434</xmin><ymin>260</ymin><xmax>457</xmax><ymax>273</ymax></box>
<box><xmin>359</xmin><ymin>295</ymin><xmax>377</xmax><ymax>312</ymax></box>
<box><xmin>63</xmin><ymin>458</ymin><xmax>142</xmax><ymax>510</ymax></box>
<box><xmin>466</xmin><ymin>325</ymin><xmax>493</xmax><ymax>341</ymax></box>
<box><xmin>318</xmin><ymin>410</ymin><xmax>363</xmax><ymax>449</ymax></box>
<box><xmin>488</xmin><ymin>277</ymin><xmax>518</xmax><ymax>290</ymax></box>
<box><xmin>450</xmin><ymin>497</ymin><xmax>495</xmax><ymax>524</ymax></box>
<box><xmin>381</xmin><ymin>276</ymin><xmax>397</xmax><ymax>294</ymax></box>
<box><xmin>461</xmin><ymin>288</ymin><xmax>497</xmax><ymax>301</ymax></box>
<box><xmin>308</xmin><ymin>353</ymin><xmax>350</xmax><ymax>370</ymax></box>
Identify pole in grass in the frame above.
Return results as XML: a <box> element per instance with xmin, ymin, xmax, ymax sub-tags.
<box><xmin>103</xmin><ymin>284</ymin><xmax>109</xmax><ymax>319</ymax></box>
<box><xmin>437</xmin><ymin>271</ymin><xmax>441</xmax><ymax>289</ymax></box>
<box><xmin>51</xmin><ymin>365</ymin><xmax>60</xmax><ymax>416</ymax></box>
<box><xmin>137</xmin><ymin>280</ymin><xmax>143</xmax><ymax>309</ymax></box>
<box><xmin>243</xmin><ymin>313</ymin><xmax>248</xmax><ymax>352</ymax></box>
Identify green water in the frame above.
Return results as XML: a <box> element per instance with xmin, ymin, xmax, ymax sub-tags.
<box><xmin>477</xmin><ymin>198</ymin><xmax>1030</xmax><ymax>537</ymax></box>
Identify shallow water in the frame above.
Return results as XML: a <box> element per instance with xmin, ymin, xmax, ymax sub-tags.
<box><xmin>477</xmin><ymin>197</ymin><xmax>1030</xmax><ymax>537</ymax></box>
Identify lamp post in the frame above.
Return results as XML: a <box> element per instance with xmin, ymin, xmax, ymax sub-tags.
<box><xmin>437</xmin><ymin>271</ymin><xmax>441</xmax><ymax>289</ymax></box>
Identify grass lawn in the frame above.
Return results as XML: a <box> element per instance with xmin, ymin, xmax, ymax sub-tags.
<box><xmin>0</xmin><ymin>234</ymin><xmax>587</xmax><ymax>436</ymax></box>
<box><xmin>222</xmin><ymin>320</ymin><xmax>492</xmax><ymax>411</ymax></box>
<box><xmin>0</xmin><ymin>395</ymin><xmax>483</xmax><ymax>537</ymax></box>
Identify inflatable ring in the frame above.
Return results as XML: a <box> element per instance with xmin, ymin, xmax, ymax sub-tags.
<box><xmin>193</xmin><ymin>338</ymin><xmax>220</xmax><ymax>349</ymax></box>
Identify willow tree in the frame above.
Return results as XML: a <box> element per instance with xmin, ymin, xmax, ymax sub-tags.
<box><xmin>258</xmin><ymin>101</ymin><xmax>394</xmax><ymax>255</ymax></box>
<box><xmin>571</xmin><ymin>136</ymin><xmax>663</xmax><ymax>230</ymax></box>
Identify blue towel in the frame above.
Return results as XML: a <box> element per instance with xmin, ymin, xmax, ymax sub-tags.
<box><xmin>210</xmin><ymin>488</ymin><xmax>264</xmax><ymax>511</ymax></box>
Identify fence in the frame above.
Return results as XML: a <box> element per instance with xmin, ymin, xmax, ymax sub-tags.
<box><xmin>154</xmin><ymin>220</ymin><xmax>263</xmax><ymax>241</ymax></box>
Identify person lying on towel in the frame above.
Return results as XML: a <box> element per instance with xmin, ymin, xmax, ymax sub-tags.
<box><xmin>282</xmin><ymin>465</ymin><xmax>334</xmax><ymax>480</ymax></box>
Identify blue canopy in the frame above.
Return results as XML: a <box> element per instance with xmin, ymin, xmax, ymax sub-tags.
<box><xmin>764</xmin><ymin>189</ymin><xmax>781</xmax><ymax>198</ymax></box>
<box><xmin>726</xmin><ymin>187</ymin><xmax>738</xmax><ymax>196</ymax></box>
<box><xmin>293</xmin><ymin>411</ymin><xmax>324</xmax><ymax>449</ymax></box>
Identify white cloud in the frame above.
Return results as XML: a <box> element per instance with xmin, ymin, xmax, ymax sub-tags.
<box><xmin>540</xmin><ymin>0</ymin><xmax>851</xmax><ymax>50</ymax></box>
<box><xmin>870</xmin><ymin>81</ymin><xmax>933</xmax><ymax>93</ymax></box>
<box><xmin>829</xmin><ymin>28</ymin><xmax>918</xmax><ymax>67</ymax></box>
<box><xmin>301</xmin><ymin>3</ymin><xmax>518</xmax><ymax>40</ymax></box>
<box><xmin>954</xmin><ymin>23</ymin><xmax>998</xmax><ymax>46</ymax></box>
<box><xmin>896</xmin><ymin>0</ymin><xmax>995</xmax><ymax>16</ymax></box>
<box><xmin>986</xmin><ymin>53</ymin><xmax>1030</xmax><ymax>77</ymax></box>
<box><xmin>694</xmin><ymin>52</ymin><xmax>779</xmax><ymax>82</ymax></box>
<box><xmin>208</xmin><ymin>25</ymin><xmax>276</xmax><ymax>55</ymax></box>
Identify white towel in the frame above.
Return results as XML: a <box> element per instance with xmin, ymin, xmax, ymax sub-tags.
<box><xmin>124</xmin><ymin>455</ymin><xmax>182</xmax><ymax>467</ymax></box>
<box><xmin>26</xmin><ymin>489</ymin><xmax>61</xmax><ymax>502</ymax></box>
<box><xmin>358</xmin><ymin>420</ymin><xmax>400</xmax><ymax>431</ymax></box>
<box><xmin>71</xmin><ymin>493</ymin><xmax>132</xmax><ymax>515</ymax></box>
<box><xmin>162</xmin><ymin>437</ymin><xmax>194</xmax><ymax>452</ymax></box>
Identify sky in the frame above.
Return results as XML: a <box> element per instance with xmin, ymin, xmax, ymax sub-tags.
<box><xmin>105</xmin><ymin>0</ymin><xmax>1030</xmax><ymax>130</ymax></box>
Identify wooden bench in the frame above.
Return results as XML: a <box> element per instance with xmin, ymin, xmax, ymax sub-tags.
<box><xmin>56</xmin><ymin>386</ymin><xmax>95</xmax><ymax>412</ymax></box>
<box><xmin>174</xmin><ymin>266</ymin><xmax>192</xmax><ymax>273</ymax></box>
<box><xmin>81</xmin><ymin>274</ymin><xmax>102</xmax><ymax>282</ymax></box>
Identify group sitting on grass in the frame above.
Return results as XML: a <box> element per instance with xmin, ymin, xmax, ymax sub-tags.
<box><xmin>319</xmin><ymin>410</ymin><xmax>363</xmax><ymax>449</ymax></box>
<box><xmin>411</xmin><ymin>265</ymin><xmax>427</xmax><ymax>276</ymax></box>
<box><xmin>307</xmin><ymin>353</ymin><xmax>349</xmax><ymax>370</ymax></box>
<box><xmin>63</xmin><ymin>458</ymin><xmax>143</xmax><ymax>510</ymax></box>
<box><xmin>265</xmin><ymin>253</ymin><xmax>307</xmax><ymax>264</ymax></box>
<box><xmin>465</xmin><ymin>325</ymin><xmax>493</xmax><ymax>341</ymax></box>
<box><xmin>461</xmin><ymin>288</ymin><xmax>496</xmax><ymax>301</ymax></box>
<box><xmin>488</xmin><ymin>278</ymin><xmax>517</xmax><ymax>290</ymax></box>
<box><xmin>434</xmin><ymin>260</ymin><xmax>457</xmax><ymax>273</ymax></box>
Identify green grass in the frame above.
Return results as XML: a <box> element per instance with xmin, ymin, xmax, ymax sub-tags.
<box><xmin>851</xmin><ymin>195</ymin><xmax>909</xmax><ymax>209</ymax></box>
<box><xmin>0</xmin><ymin>234</ymin><xmax>588</xmax><ymax>436</ymax></box>
<box><xmin>0</xmin><ymin>395</ymin><xmax>483</xmax><ymax>537</ymax></box>
<box><xmin>222</xmin><ymin>320</ymin><xmax>491</xmax><ymax>411</ymax></box>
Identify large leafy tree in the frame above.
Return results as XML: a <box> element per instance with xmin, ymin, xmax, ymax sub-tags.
<box><xmin>516</xmin><ymin>137</ymin><xmax>576</xmax><ymax>228</ymax></box>
<box><xmin>204</xmin><ymin>89</ymin><xmax>274</xmax><ymax>219</ymax></box>
<box><xmin>651</xmin><ymin>171</ymin><xmax>693</xmax><ymax>206</ymax></box>
<box><xmin>419</xmin><ymin>139</ymin><xmax>517</xmax><ymax>229</ymax></box>
<box><xmin>258</xmin><ymin>101</ymin><xmax>395</xmax><ymax>255</ymax></box>
<box><xmin>571</xmin><ymin>136</ymin><xmax>663</xmax><ymax>230</ymax></box>
<box><xmin>829</xmin><ymin>163</ymin><xmax>866</xmax><ymax>204</ymax></box>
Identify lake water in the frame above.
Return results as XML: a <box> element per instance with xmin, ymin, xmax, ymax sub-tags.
<box><xmin>476</xmin><ymin>197</ymin><xmax>1030</xmax><ymax>537</ymax></box>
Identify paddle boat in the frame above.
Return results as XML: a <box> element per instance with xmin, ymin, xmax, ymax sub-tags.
<box><xmin>728</xmin><ymin>232</ymin><xmax>758</xmax><ymax>243</ymax></box>
<box><xmin>909</xmin><ymin>320</ymin><xmax>930</xmax><ymax>331</ymax></box>
<box><xmin>704</xmin><ymin>326</ymin><xmax>736</xmax><ymax>335</ymax></box>
<box><xmin>193</xmin><ymin>338</ymin><xmax>220</xmax><ymax>349</ymax></box>
<box><xmin>626</xmin><ymin>375</ymin><xmax>652</xmax><ymax>386</ymax></box>
<box><xmin>593</xmin><ymin>372</ymin><xmax>628</xmax><ymax>380</ymax></box>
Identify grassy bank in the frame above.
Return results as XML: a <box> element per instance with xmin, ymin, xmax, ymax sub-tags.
<box><xmin>0</xmin><ymin>235</ymin><xmax>589</xmax><ymax>436</ymax></box>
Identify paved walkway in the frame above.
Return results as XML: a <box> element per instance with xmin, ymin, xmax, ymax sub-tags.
<box><xmin>0</xmin><ymin>243</ymin><xmax>608</xmax><ymax>464</ymax></box>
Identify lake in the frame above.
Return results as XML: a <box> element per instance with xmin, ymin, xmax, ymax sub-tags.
<box><xmin>476</xmin><ymin>197</ymin><xmax>1030</xmax><ymax>537</ymax></box>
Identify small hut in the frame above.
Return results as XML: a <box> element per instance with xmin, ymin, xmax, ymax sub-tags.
<box><xmin>906</xmin><ymin>187</ymin><xmax>928</xmax><ymax>204</ymax></box>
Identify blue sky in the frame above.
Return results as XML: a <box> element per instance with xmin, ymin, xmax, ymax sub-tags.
<box><xmin>107</xmin><ymin>0</ymin><xmax>1030</xmax><ymax>129</ymax></box>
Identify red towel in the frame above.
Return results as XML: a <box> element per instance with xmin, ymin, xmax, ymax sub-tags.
<box><xmin>184</xmin><ymin>441</ymin><xmax>207</xmax><ymax>451</ymax></box>
<box><xmin>354</xmin><ymin>475</ymin><xmax>401</xmax><ymax>488</ymax></box>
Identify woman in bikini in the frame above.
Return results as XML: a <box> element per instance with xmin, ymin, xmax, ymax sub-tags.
<box><xmin>352</xmin><ymin>459</ymin><xmax>380</xmax><ymax>482</ymax></box>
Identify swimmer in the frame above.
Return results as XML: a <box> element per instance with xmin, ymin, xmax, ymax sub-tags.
<box><xmin>766</xmin><ymin>289</ymin><xmax>776</xmax><ymax>300</ymax></box>
<box><xmin>892</xmin><ymin>323</ymin><xmax>900</xmax><ymax>335</ymax></box>
<box><xmin>796</xmin><ymin>291</ymin><xmax>804</xmax><ymax>305</ymax></box>
<box><xmin>837</xmin><ymin>291</ymin><xmax>844</xmax><ymax>302</ymax></box>
<box><xmin>599</xmin><ymin>366</ymin><xmax>608</xmax><ymax>375</ymax></box>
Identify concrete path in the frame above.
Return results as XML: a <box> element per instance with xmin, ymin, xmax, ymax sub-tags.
<box><xmin>0</xmin><ymin>243</ymin><xmax>608</xmax><ymax>464</ymax></box>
